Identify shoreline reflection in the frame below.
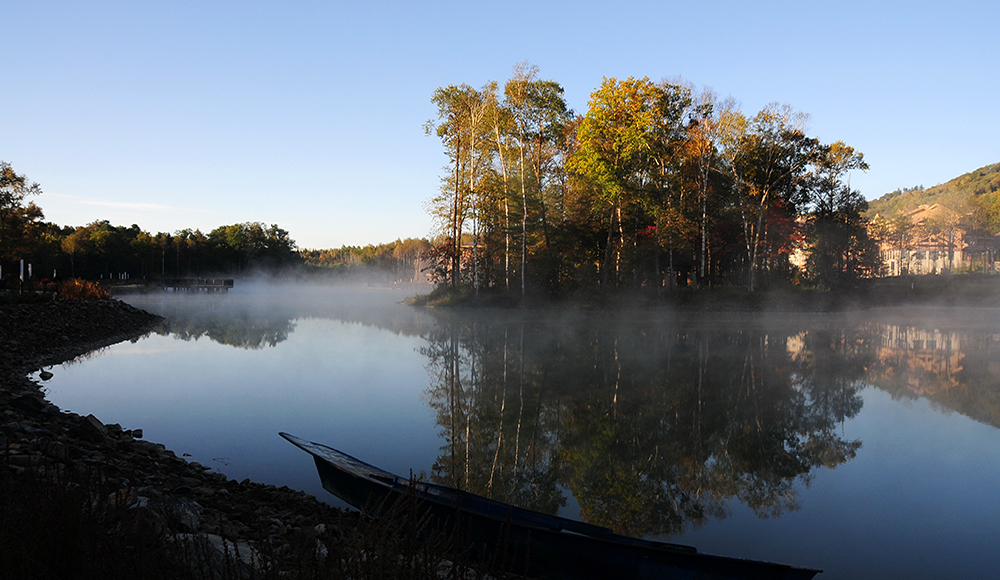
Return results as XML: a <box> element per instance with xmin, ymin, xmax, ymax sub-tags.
<box><xmin>420</xmin><ymin>315</ymin><xmax>867</xmax><ymax>538</ymax></box>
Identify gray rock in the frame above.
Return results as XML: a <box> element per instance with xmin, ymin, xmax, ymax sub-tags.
<box><xmin>44</xmin><ymin>440</ymin><xmax>68</xmax><ymax>461</ymax></box>
<box><xmin>10</xmin><ymin>395</ymin><xmax>45</xmax><ymax>414</ymax></box>
<box><xmin>74</xmin><ymin>413</ymin><xmax>109</xmax><ymax>442</ymax></box>
<box><xmin>147</xmin><ymin>496</ymin><xmax>203</xmax><ymax>533</ymax></box>
<box><xmin>7</xmin><ymin>454</ymin><xmax>48</xmax><ymax>468</ymax></box>
<box><xmin>129</xmin><ymin>505</ymin><xmax>166</xmax><ymax>538</ymax></box>
<box><xmin>132</xmin><ymin>440</ymin><xmax>162</xmax><ymax>455</ymax></box>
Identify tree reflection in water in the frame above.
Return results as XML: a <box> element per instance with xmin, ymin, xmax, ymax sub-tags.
<box><xmin>420</xmin><ymin>314</ymin><xmax>866</xmax><ymax>538</ymax></box>
<box><xmin>161</xmin><ymin>314</ymin><xmax>296</xmax><ymax>350</ymax></box>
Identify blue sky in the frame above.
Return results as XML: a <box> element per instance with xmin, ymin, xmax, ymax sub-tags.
<box><xmin>4</xmin><ymin>1</ymin><xmax>997</xmax><ymax>249</ymax></box>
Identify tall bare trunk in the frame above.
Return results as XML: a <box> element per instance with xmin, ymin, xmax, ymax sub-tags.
<box><xmin>451</xmin><ymin>144</ymin><xmax>461</xmax><ymax>289</ymax></box>
<box><xmin>654</xmin><ymin>214</ymin><xmax>662</xmax><ymax>296</ymax></box>
<box><xmin>520</xmin><ymin>146</ymin><xmax>527</xmax><ymax>296</ymax></box>
<box><xmin>602</xmin><ymin>206</ymin><xmax>615</xmax><ymax>289</ymax></box>
<box><xmin>492</xmin><ymin>122</ymin><xmax>511</xmax><ymax>292</ymax></box>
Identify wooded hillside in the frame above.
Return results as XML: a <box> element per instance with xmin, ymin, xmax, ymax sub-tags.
<box><xmin>866</xmin><ymin>162</ymin><xmax>1000</xmax><ymax>231</ymax></box>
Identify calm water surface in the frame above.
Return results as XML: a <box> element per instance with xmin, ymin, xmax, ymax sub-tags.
<box><xmin>37</xmin><ymin>283</ymin><xmax>1000</xmax><ymax>580</ymax></box>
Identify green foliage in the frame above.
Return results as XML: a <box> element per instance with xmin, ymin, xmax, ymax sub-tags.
<box><xmin>7</xmin><ymin>217</ymin><xmax>303</xmax><ymax>283</ymax></box>
<box><xmin>208</xmin><ymin>222</ymin><xmax>299</xmax><ymax>273</ymax></box>
<box><xmin>0</xmin><ymin>161</ymin><xmax>45</xmax><ymax>267</ymax></box>
<box><xmin>300</xmin><ymin>238</ymin><xmax>430</xmax><ymax>283</ymax></box>
<box><xmin>570</xmin><ymin>76</ymin><xmax>663</xmax><ymax>208</ymax></box>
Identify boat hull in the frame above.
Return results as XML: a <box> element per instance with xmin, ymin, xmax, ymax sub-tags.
<box><xmin>281</xmin><ymin>432</ymin><xmax>819</xmax><ymax>580</ymax></box>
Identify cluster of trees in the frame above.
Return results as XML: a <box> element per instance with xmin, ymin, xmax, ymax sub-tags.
<box><xmin>425</xmin><ymin>64</ymin><xmax>877</xmax><ymax>296</ymax></box>
<box><xmin>1</xmin><ymin>161</ymin><xmax>299</xmax><ymax>283</ymax></box>
<box><xmin>62</xmin><ymin>220</ymin><xmax>297</xmax><ymax>281</ymax></box>
<box><xmin>300</xmin><ymin>238</ymin><xmax>431</xmax><ymax>283</ymax></box>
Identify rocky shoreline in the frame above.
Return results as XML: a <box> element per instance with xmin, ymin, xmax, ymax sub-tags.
<box><xmin>1</xmin><ymin>299</ymin><xmax>355</xmax><ymax>575</ymax></box>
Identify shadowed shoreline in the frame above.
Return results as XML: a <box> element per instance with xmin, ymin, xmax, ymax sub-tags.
<box><xmin>0</xmin><ymin>299</ymin><xmax>356</xmax><ymax>577</ymax></box>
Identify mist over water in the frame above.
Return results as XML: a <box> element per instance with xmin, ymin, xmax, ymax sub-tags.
<box><xmin>36</xmin><ymin>282</ymin><xmax>1000</xmax><ymax>580</ymax></box>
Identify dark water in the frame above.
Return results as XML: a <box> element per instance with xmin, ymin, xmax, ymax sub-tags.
<box><xmin>37</xmin><ymin>284</ymin><xmax>1000</xmax><ymax>579</ymax></box>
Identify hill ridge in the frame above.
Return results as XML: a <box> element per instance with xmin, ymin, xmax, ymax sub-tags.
<box><xmin>866</xmin><ymin>161</ymin><xmax>1000</xmax><ymax>221</ymax></box>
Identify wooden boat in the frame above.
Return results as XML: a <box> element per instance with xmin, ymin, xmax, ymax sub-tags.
<box><xmin>280</xmin><ymin>432</ymin><xmax>820</xmax><ymax>580</ymax></box>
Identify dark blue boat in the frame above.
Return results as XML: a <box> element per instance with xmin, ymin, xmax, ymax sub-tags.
<box><xmin>280</xmin><ymin>432</ymin><xmax>820</xmax><ymax>580</ymax></box>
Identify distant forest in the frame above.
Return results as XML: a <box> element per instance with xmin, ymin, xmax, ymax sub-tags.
<box><xmin>0</xmin><ymin>160</ymin><xmax>429</xmax><ymax>287</ymax></box>
<box><xmin>423</xmin><ymin>64</ymin><xmax>877</xmax><ymax>296</ymax></box>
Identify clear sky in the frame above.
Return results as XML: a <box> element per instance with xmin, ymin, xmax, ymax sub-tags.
<box><xmin>4</xmin><ymin>1</ymin><xmax>997</xmax><ymax>249</ymax></box>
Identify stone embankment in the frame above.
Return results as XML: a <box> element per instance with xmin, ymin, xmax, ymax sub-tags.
<box><xmin>1</xmin><ymin>299</ymin><xmax>353</xmax><ymax>572</ymax></box>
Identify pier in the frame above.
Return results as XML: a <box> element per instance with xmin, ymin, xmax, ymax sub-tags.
<box><xmin>152</xmin><ymin>278</ymin><xmax>234</xmax><ymax>293</ymax></box>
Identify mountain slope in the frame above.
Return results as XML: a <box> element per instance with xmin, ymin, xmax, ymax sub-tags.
<box><xmin>866</xmin><ymin>162</ymin><xmax>1000</xmax><ymax>220</ymax></box>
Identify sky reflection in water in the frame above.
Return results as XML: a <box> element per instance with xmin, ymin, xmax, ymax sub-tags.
<box><xmin>38</xmin><ymin>285</ymin><xmax>1000</xmax><ymax>580</ymax></box>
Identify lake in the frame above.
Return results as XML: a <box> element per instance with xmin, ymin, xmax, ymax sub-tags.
<box><xmin>37</xmin><ymin>283</ymin><xmax>1000</xmax><ymax>579</ymax></box>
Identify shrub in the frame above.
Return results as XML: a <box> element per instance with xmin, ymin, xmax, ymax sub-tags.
<box><xmin>58</xmin><ymin>279</ymin><xmax>110</xmax><ymax>301</ymax></box>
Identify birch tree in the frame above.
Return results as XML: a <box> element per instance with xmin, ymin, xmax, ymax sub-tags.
<box><xmin>719</xmin><ymin>104</ymin><xmax>819</xmax><ymax>291</ymax></box>
<box><xmin>505</xmin><ymin>62</ymin><xmax>571</xmax><ymax>295</ymax></box>
<box><xmin>427</xmin><ymin>84</ymin><xmax>492</xmax><ymax>290</ymax></box>
<box><xmin>680</xmin><ymin>90</ymin><xmax>723</xmax><ymax>285</ymax></box>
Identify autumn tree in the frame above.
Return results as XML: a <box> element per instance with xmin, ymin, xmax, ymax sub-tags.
<box><xmin>427</xmin><ymin>84</ymin><xmax>493</xmax><ymax>290</ymax></box>
<box><xmin>678</xmin><ymin>90</ymin><xmax>728</xmax><ymax>286</ymax></box>
<box><xmin>484</xmin><ymin>81</ymin><xmax>516</xmax><ymax>290</ymax></box>
<box><xmin>426</xmin><ymin>65</ymin><xmax>571</xmax><ymax>296</ymax></box>
<box><xmin>568</xmin><ymin>77</ymin><xmax>664</xmax><ymax>288</ymax></box>
<box><xmin>718</xmin><ymin>104</ymin><xmax>820</xmax><ymax>290</ymax></box>
<box><xmin>643</xmin><ymin>81</ymin><xmax>699</xmax><ymax>290</ymax></box>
